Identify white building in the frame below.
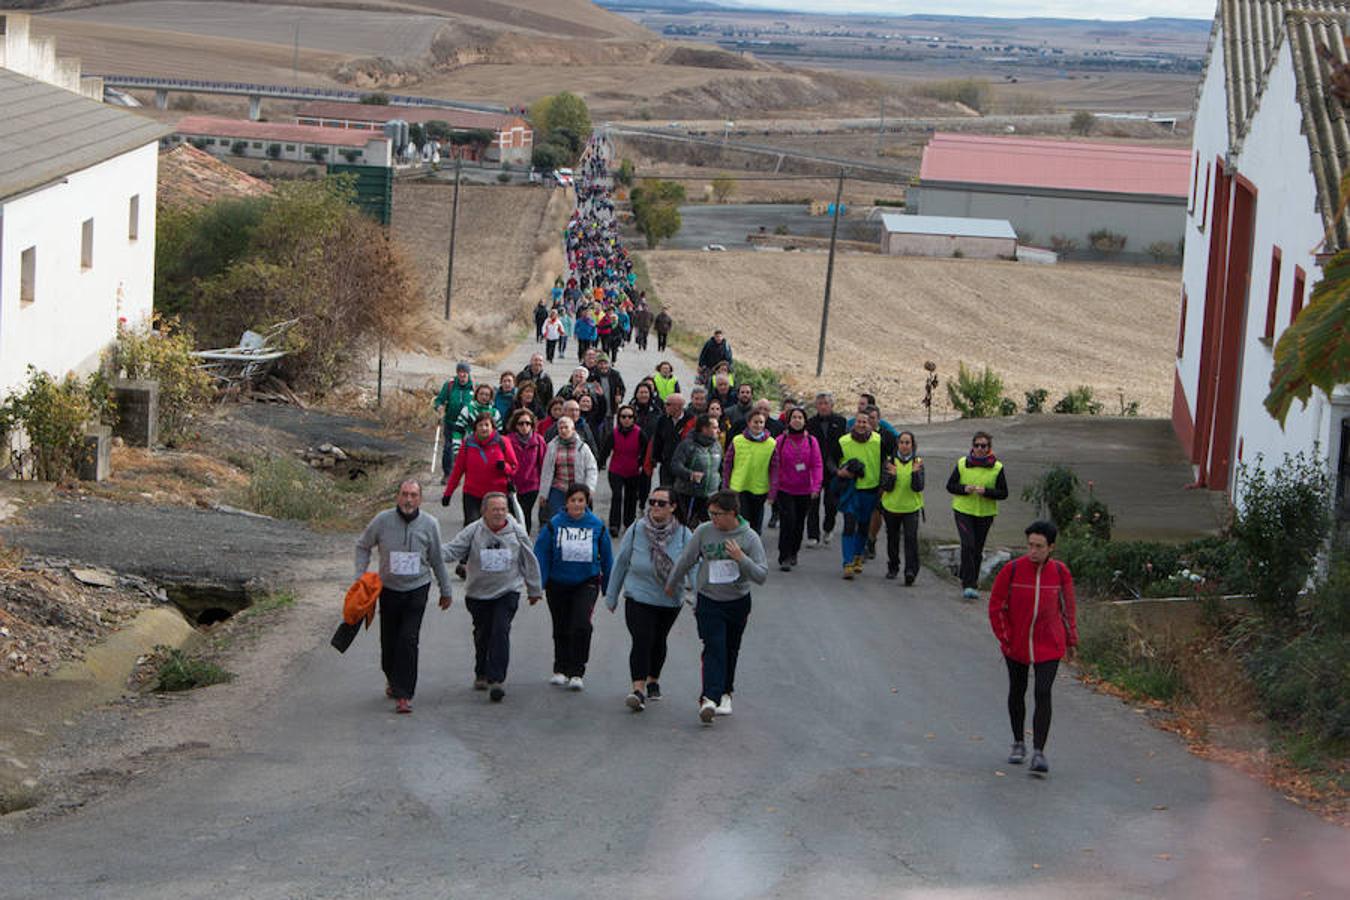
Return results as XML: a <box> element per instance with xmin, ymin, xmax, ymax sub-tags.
<box><xmin>0</xmin><ymin>68</ymin><xmax>169</xmax><ymax>394</ymax></box>
<box><xmin>0</xmin><ymin>12</ymin><xmax>103</xmax><ymax>101</ymax></box>
<box><xmin>1175</xmin><ymin>0</ymin><xmax>1350</xmax><ymax>515</ymax></box>
<box><xmin>168</xmin><ymin>116</ymin><xmax>393</xmax><ymax>167</ymax></box>
<box><xmin>878</xmin><ymin>213</ymin><xmax>1017</xmax><ymax>259</ymax></box>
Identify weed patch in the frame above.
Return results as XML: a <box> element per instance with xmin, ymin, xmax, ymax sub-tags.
<box><xmin>243</xmin><ymin>455</ymin><xmax>342</xmax><ymax>522</ymax></box>
<box><xmin>152</xmin><ymin>646</ymin><xmax>234</xmax><ymax>692</ymax></box>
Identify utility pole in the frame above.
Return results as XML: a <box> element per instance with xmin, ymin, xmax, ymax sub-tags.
<box><xmin>444</xmin><ymin>156</ymin><xmax>462</xmax><ymax>321</ymax></box>
<box><xmin>815</xmin><ymin>169</ymin><xmax>845</xmax><ymax>378</ymax></box>
<box><xmin>877</xmin><ymin>96</ymin><xmax>885</xmax><ymax>155</ymax></box>
<box><xmin>377</xmin><ymin>337</ymin><xmax>384</xmax><ymax>407</ymax></box>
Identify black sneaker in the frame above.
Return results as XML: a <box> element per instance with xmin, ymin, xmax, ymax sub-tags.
<box><xmin>1008</xmin><ymin>741</ymin><xmax>1026</xmax><ymax>765</ymax></box>
<box><xmin>780</xmin><ymin>561</ymin><xmax>792</xmax><ymax>572</ymax></box>
<box><xmin>866</xmin><ymin>539</ymin><xmax>877</xmax><ymax>560</ymax></box>
<box><xmin>904</xmin><ymin>574</ymin><xmax>916</xmax><ymax>586</ymax></box>
<box><xmin>489</xmin><ymin>684</ymin><xmax>505</xmax><ymax>703</ymax></box>
<box><xmin>885</xmin><ymin>567</ymin><xmax>898</xmax><ymax>580</ymax></box>
<box><xmin>646</xmin><ymin>682</ymin><xmax>661</xmax><ymax>701</ymax></box>
<box><xmin>1029</xmin><ymin>750</ymin><xmax>1049</xmax><ymax>774</ymax></box>
<box><xmin>789</xmin><ymin>555</ymin><xmax>798</xmax><ymax>566</ymax></box>
<box><xmin>626</xmin><ymin>690</ymin><xmax>646</xmax><ymax>712</ymax></box>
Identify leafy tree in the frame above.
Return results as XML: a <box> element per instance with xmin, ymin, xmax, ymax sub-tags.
<box><xmin>531</xmin><ymin>142</ymin><xmax>569</xmax><ymax>171</ymax></box>
<box><xmin>711</xmin><ymin>176</ymin><xmax>736</xmax><ymax>203</ymax></box>
<box><xmin>423</xmin><ymin>120</ymin><xmax>453</xmax><ymax>142</ymax></box>
<box><xmin>615</xmin><ymin>157</ymin><xmax>635</xmax><ymax>187</ymax></box>
<box><xmin>155</xmin><ymin>198</ymin><xmax>268</xmax><ymax>316</ymax></box>
<box><xmin>408</xmin><ymin>123</ymin><xmax>425</xmax><ymax>150</ymax></box>
<box><xmin>528</xmin><ymin>92</ymin><xmax>592</xmax><ymax>150</ymax></box>
<box><xmin>635</xmin><ymin>203</ymin><xmax>681</xmax><ymax>249</ymax></box>
<box><xmin>1070</xmin><ymin>110</ymin><xmax>1096</xmax><ymax>135</ymax></box>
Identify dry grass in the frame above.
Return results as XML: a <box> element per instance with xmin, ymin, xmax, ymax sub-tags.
<box><xmin>641</xmin><ymin>251</ymin><xmax>1180</xmax><ymax>420</ymax></box>
<box><xmin>80</xmin><ymin>447</ymin><xmax>251</xmax><ymax>509</ymax></box>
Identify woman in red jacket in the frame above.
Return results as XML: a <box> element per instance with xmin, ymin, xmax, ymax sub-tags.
<box><xmin>442</xmin><ymin>413</ymin><xmax>519</xmax><ymax>526</ymax></box>
<box><xmin>988</xmin><ymin>520</ymin><xmax>1077</xmax><ymax>775</ymax></box>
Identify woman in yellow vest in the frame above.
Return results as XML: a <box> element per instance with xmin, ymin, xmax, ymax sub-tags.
<box><xmin>721</xmin><ymin>410</ymin><xmax>776</xmax><ymax>534</ymax></box>
<box><xmin>945</xmin><ymin>430</ymin><xmax>1009</xmax><ymax>600</ymax></box>
<box><xmin>880</xmin><ymin>430</ymin><xmax>925</xmax><ymax>585</ymax></box>
<box><xmin>651</xmin><ymin>361</ymin><xmax>682</xmax><ymax>402</ymax></box>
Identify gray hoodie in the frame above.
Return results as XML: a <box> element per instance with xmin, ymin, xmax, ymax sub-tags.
<box><xmin>665</xmin><ymin>518</ymin><xmax>768</xmax><ymax>601</ymax></box>
<box><xmin>355</xmin><ymin>508</ymin><xmax>452</xmax><ymax>596</ymax></box>
<box><xmin>442</xmin><ymin>515</ymin><xmax>543</xmax><ymax>600</ymax></box>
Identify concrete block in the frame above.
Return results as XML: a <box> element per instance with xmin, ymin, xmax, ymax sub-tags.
<box><xmin>110</xmin><ymin>379</ymin><xmax>159</xmax><ymax>447</ymax></box>
<box><xmin>78</xmin><ymin>425</ymin><xmax>111</xmax><ymax>482</ymax></box>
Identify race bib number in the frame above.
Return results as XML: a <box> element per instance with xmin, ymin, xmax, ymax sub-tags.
<box><xmin>388</xmin><ymin>551</ymin><xmax>420</xmax><ymax>576</ymax></box>
<box><xmin>559</xmin><ymin>527</ymin><xmax>593</xmax><ymax>563</ymax></box>
<box><xmin>708</xmin><ymin>559</ymin><xmax>740</xmax><ymax>584</ymax></box>
<box><xmin>480</xmin><ymin>548</ymin><xmax>512</xmax><ymax>573</ymax></box>
<box><xmin>795</xmin><ymin>462</ymin><xmax>807</xmax><ymax>472</ymax></box>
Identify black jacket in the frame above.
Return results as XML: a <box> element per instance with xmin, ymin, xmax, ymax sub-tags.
<box><xmin>517</xmin><ymin>368</ymin><xmax>554</xmax><ymax>408</ymax></box>
<box><xmin>807</xmin><ymin>413</ymin><xmax>848</xmax><ymax>469</ymax></box>
<box><xmin>698</xmin><ymin>337</ymin><xmax>733</xmax><ymax>372</ymax></box>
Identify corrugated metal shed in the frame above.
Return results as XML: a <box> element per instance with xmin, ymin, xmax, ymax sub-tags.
<box><xmin>174</xmin><ymin>115</ymin><xmax>384</xmax><ymax>148</ymax></box>
<box><xmin>879</xmin><ymin>213</ymin><xmax>1016</xmax><ymax>240</ymax></box>
<box><xmin>0</xmin><ymin>67</ymin><xmax>170</xmax><ymax>202</ymax></box>
<box><xmin>919</xmin><ymin>133</ymin><xmax>1191</xmax><ymax>197</ymax></box>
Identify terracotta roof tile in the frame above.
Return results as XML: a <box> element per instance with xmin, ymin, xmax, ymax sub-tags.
<box><xmin>157</xmin><ymin>144</ymin><xmax>272</xmax><ymax>211</ymax></box>
<box><xmin>173</xmin><ymin>115</ymin><xmax>388</xmax><ymax>148</ymax></box>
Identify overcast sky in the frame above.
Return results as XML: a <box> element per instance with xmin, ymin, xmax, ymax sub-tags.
<box><xmin>723</xmin><ymin>1</ymin><xmax>1215</xmax><ymax>20</ymax></box>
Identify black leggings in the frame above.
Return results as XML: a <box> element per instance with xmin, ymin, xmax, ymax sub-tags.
<box><xmin>625</xmin><ymin>599</ymin><xmax>680</xmax><ymax>682</ymax></box>
<box><xmin>518</xmin><ymin>490</ymin><xmax>539</xmax><ymax>532</ymax></box>
<box><xmin>608</xmin><ymin>471</ymin><xmax>642</xmax><ymax>532</ymax></box>
<box><xmin>1005</xmin><ymin>657</ymin><xmax>1059</xmax><ymax>750</ymax></box>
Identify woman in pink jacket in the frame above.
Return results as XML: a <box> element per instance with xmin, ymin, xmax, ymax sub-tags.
<box><xmin>988</xmin><ymin>519</ymin><xmax>1078</xmax><ymax>776</ymax></box>
<box><xmin>506</xmin><ymin>409</ymin><xmax>547</xmax><ymax>532</ymax></box>
<box><xmin>767</xmin><ymin>406</ymin><xmax>822</xmax><ymax>572</ymax></box>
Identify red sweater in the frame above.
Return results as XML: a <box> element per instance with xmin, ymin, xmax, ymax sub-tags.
<box><xmin>443</xmin><ymin>433</ymin><xmax>519</xmax><ymax>500</ymax></box>
<box><xmin>988</xmin><ymin>556</ymin><xmax>1078</xmax><ymax>664</ymax></box>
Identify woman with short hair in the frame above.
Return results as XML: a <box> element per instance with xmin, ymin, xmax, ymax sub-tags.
<box><xmin>534</xmin><ymin>484</ymin><xmax>613</xmax><ymax>691</ymax></box>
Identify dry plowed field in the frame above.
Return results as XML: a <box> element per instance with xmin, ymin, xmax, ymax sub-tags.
<box><xmin>641</xmin><ymin>251</ymin><xmax>1180</xmax><ymax>420</ymax></box>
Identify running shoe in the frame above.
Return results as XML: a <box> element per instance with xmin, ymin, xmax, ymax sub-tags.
<box><xmin>962</xmin><ymin>587</ymin><xmax>979</xmax><ymax>601</ymax></box>
<box><xmin>395</xmin><ymin>698</ymin><xmax>412</xmax><ymax>714</ymax></box>
<box><xmin>885</xmin><ymin>567</ymin><xmax>899</xmax><ymax>580</ymax></box>
<box><xmin>715</xmin><ymin>694</ymin><xmax>733</xmax><ymax>716</ymax></box>
<box><xmin>473</xmin><ymin>678</ymin><xmax>488</xmax><ymax>691</ymax></box>
<box><xmin>699</xmin><ymin>697</ymin><xmax>717</xmax><ymax>724</ymax></box>
<box><xmin>1008</xmin><ymin>741</ymin><xmax>1027</xmax><ymax>765</ymax></box>
<box><xmin>806</xmin><ymin>538</ymin><xmax>820</xmax><ymax>549</ymax></box>
<box><xmin>822</xmin><ymin>530</ymin><xmax>834</xmax><ymax>546</ymax></box>
<box><xmin>568</xmin><ymin>676</ymin><xmax>585</xmax><ymax>691</ymax></box>
<box><xmin>626</xmin><ymin>690</ymin><xmax>646</xmax><ymax>712</ymax></box>
<box><xmin>646</xmin><ymin>682</ymin><xmax>662</xmax><ymax>701</ymax></box>
<box><xmin>852</xmin><ymin>555</ymin><xmax>866</xmax><ymax>574</ymax></box>
<box><xmin>842</xmin><ymin>566</ymin><xmax>855</xmax><ymax>580</ymax></box>
<box><xmin>1029</xmin><ymin>751</ymin><xmax>1049</xmax><ymax>774</ymax></box>
<box><xmin>549</xmin><ymin>672</ymin><xmax>567</xmax><ymax>686</ymax></box>
<box><xmin>489</xmin><ymin>684</ymin><xmax>505</xmax><ymax>703</ymax></box>
<box><xmin>780</xmin><ymin>561</ymin><xmax>792</xmax><ymax>572</ymax></box>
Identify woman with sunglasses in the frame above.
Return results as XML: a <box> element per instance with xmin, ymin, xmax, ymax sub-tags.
<box><xmin>597</xmin><ymin>404</ymin><xmax>649</xmax><ymax>538</ymax></box>
<box><xmin>604</xmin><ymin>487</ymin><xmax>693</xmax><ymax>712</ymax></box>
<box><xmin>506</xmin><ymin>409</ymin><xmax>547</xmax><ymax>532</ymax></box>
<box><xmin>946</xmin><ymin>430</ymin><xmax>1008</xmax><ymax>600</ymax></box>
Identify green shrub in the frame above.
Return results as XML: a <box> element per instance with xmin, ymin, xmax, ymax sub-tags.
<box><xmin>732</xmin><ymin>361</ymin><xmax>782</xmax><ymax>402</ymax></box>
<box><xmin>496</xmin><ymin>171</ymin><xmax>512</xmax><ymax>183</ymax></box>
<box><xmin>1070</xmin><ymin>110</ymin><xmax>1096</xmax><ymax>136</ymax></box>
<box><xmin>0</xmin><ymin>367</ymin><xmax>109</xmax><ymax>481</ymax></box>
<box><xmin>946</xmin><ymin>362</ymin><xmax>1009</xmax><ymax>419</ymax></box>
<box><xmin>153</xmin><ymin>646</ymin><xmax>234</xmax><ymax>692</ymax></box>
<box><xmin>1229</xmin><ymin>453</ymin><xmax>1332</xmax><ymax>621</ymax></box>
<box><xmin>1077</xmin><ymin>606</ymin><xmax>1183</xmax><ymax>701</ymax></box>
<box><xmin>245</xmin><ymin>455</ymin><xmax>341</xmax><ymax>521</ymax></box>
<box><xmin>1024</xmin><ymin>388</ymin><xmax>1049</xmax><ymax>414</ymax></box>
<box><xmin>1053</xmin><ymin>386</ymin><xmax>1103</xmax><ymax>415</ymax></box>
<box><xmin>615</xmin><ymin>158</ymin><xmax>635</xmax><ymax>187</ymax></box>
<box><xmin>773</xmin><ymin>223</ymin><xmax>790</xmax><ymax>236</ymax></box>
<box><xmin>1021</xmin><ymin>465</ymin><xmax>1080</xmax><ymax>530</ymax></box>
<box><xmin>998</xmin><ymin>397</ymin><xmax>1018</xmax><ymax>416</ymax></box>
<box><xmin>103</xmin><ymin>318</ymin><xmax>214</xmax><ymax>445</ymax></box>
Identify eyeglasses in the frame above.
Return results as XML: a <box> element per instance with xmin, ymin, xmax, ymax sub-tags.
<box><xmin>517</xmin><ymin>420</ymin><xmax>534</xmax><ymax>427</ymax></box>
<box><xmin>972</xmin><ymin>442</ymin><xmax>990</xmax><ymax>449</ymax></box>
<box><xmin>709</xmin><ymin>508</ymin><xmax>736</xmax><ymax>518</ymax></box>
<box><xmin>647</xmin><ymin>499</ymin><xmax>670</xmax><ymax>507</ymax></box>
<box><xmin>618</xmin><ymin>414</ymin><xmax>634</xmax><ymax>420</ymax></box>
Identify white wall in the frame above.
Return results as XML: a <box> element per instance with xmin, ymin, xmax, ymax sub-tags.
<box><xmin>170</xmin><ymin>134</ymin><xmax>392</xmax><ymax>167</ymax></box>
<box><xmin>1224</xmin><ymin>41</ymin><xmax>1337</xmax><ymax>492</ymax></box>
<box><xmin>0</xmin><ymin>142</ymin><xmax>159</xmax><ymax>394</ymax></box>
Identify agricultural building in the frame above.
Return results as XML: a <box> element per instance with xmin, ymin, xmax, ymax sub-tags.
<box><xmin>168</xmin><ymin>116</ymin><xmax>392</xmax><ymax>167</ymax></box>
<box><xmin>0</xmin><ymin>66</ymin><xmax>168</xmax><ymax>393</ymax></box>
<box><xmin>908</xmin><ymin>133</ymin><xmax>1190</xmax><ymax>260</ymax></box>
<box><xmin>877</xmin><ymin>213</ymin><xmax>1016</xmax><ymax>259</ymax></box>
<box><xmin>293</xmin><ymin>102</ymin><xmax>532</xmax><ymax>164</ymax></box>
<box><xmin>1174</xmin><ymin>0</ymin><xmax>1350</xmax><ymax>511</ymax></box>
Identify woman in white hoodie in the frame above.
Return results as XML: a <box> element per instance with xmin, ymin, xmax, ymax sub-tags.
<box><xmin>538</xmin><ymin>415</ymin><xmax>599</xmax><ymax>518</ymax></box>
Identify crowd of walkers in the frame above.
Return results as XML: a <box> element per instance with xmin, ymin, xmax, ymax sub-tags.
<box><xmin>365</xmin><ymin>133</ymin><xmax>1077</xmax><ymax>770</ymax></box>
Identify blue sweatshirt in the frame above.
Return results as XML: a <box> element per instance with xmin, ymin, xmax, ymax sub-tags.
<box><xmin>534</xmin><ymin>509</ymin><xmax>613</xmax><ymax>590</ymax></box>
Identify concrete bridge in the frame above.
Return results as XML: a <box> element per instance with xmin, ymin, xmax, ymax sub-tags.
<box><xmin>97</xmin><ymin>75</ymin><xmax>507</xmax><ymax>121</ymax></box>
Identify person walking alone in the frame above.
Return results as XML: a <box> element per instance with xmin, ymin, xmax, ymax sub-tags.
<box><xmin>664</xmin><ymin>490</ymin><xmax>768</xmax><ymax>725</ymax></box>
<box><xmin>534</xmin><ymin>484</ymin><xmax>613</xmax><ymax>691</ymax></box>
<box><xmin>440</xmin><ymin>493</ymin><xmax>542</xmax><ymax>703</ymax></box>
<box><xmin>989</xmin><ymin>520</ymin><xmax>1077</xmax><ymax>775</ymax></box>
<box><xmin>880</xmin><ymin>430</ymin><xmax>925</xmax><ymax>585</ymax></box>
<box><xmin>354</xmin><ymin>480</ymin><xmax>453</xmax><ymax>714</ymax></box>
<box><xmin>946</xmin><ymin>431</ymin><xmax>1008</xmax><ymax>600</ymax></box>
<box><xmin>768</xmin><ymin>407</ymin><xmax>822</xmax><ymax>571</ymax></box>
<box><xmin>604</xmin><ymin>486</ymin><xmax>693</xmax><ymax>712</ymax></box>
<box><xmin>654</xmin><ymin>309</ymin><xmax>672</xmax><ymax>352</ymax></box>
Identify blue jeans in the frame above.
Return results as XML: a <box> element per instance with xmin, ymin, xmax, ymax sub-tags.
<box><xmin>841</xmin><ymin>488</ymin><xmax>878</xmax><ymax>565</ymax></box>
<box><xmin>695</xmin><ymin>593</ymin><xmax>751</xmax><ymax>701</ymax></box>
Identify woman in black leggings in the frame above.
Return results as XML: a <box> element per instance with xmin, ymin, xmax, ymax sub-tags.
<box><xmin>988</xmin><ymin>520</ymin><xmax>1078</xmax><ymax>775</ymax></box>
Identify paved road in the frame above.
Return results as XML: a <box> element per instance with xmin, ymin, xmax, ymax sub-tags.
<box><xmin>1</xmin><ymin>333</ymin><xmax>1346</xmax><ymax>898</ymax></box>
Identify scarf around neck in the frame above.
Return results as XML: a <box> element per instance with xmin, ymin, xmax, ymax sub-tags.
<box><xmin>641</xmin><ymin>512</ymin><xmax>679</xmax><ymax>584</ymax></box>
<box><xmin>966</xmin><ymin>453</ymin><xmax>997</xmax><ymax>468</ymax></box>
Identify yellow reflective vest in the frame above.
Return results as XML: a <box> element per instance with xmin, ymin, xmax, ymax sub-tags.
<box><xmin>729</xmin><ymin>433</ymin><xmax>775</xmax><ymax>495</ymax></box>
<box><xmin>881</xmin><ymin>457</ymin><xmax>925</xmax><ymax>514</ymax></box>
<box><xmin>838</xmin><ymin>432</ymin><xmax>882</xmax><ymax>490</ymax></box>
<box><xmin>951</xmin><ymin>457</ymin><xmax>1003</xmax><ymax>517</ymax></box>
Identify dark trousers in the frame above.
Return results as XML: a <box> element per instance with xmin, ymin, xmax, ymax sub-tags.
<box><xmin>807</xmin><ymin>485</ymin><xmax>838</xmax><ymax>539</ymax></box>
<box><xmin>739</xmin><ymin>491</ymin><xmax>768</xmax><ymax>534</ymax></box>
<box><xmin>441</xmin><ymin>435</ymin><xmax>460</xmax><ymax>478</ymax></box>
<box><xmin>545</xmin><ymin>338</ymin><xmax>559</xmax><ymax>363</ymax></box>
<box><xmin>577</xmin><ymin>339</ymin><xmax>592</xmax><ymax>361</ymax></box>
<box><xmin>378</xmin><ymin>584</ymin><xmax>429</xmax><ymax>700</ymax></box>
<box><xmin>545</xmin><ymin>580</ymin><xmax>598</xmax><ymax>677</ymax></box>
<box><xmin>677</xmin><ymin>492</ymin><xmax>710</xmax><ymax>526</ymax></box>
<box><xmin>776</xmin><ymin>492</ymin><xmax>812</xmax><ymax>564</ymax></box>
<box><xmin>518</xmin><ymin>490</ymin><xmax>539</xmax><ymax>532</ymax></box>
<box><xmin>954</xmin><ymin>511</ymin><xmax>995</xmax><ymax>589</ymax></box>
<box><xmin>636</xmin><ymin>472</ymin><xmax>652</xmax><ymax>508</ymax></box>
<box><xmin>625</xmin><ymin>599</ymin><xmax>680</xmax><ymax>682</ymax></box>
<box><xmin>466</xmin><ymin>592</ymin><xmax>519</xmax><ymax>684</ymax></box>
<box><xmin>636</xmin><ymin>328</ymin><xmax>650</xmax><ymax>350</ymax></box>
<box><xmin>1006</xmin><ymin>657</ymin><xmax>1059</xmax><ymax>750</ymax></box>
<box><xmin>882</xmin><ymin>509</ymin><xmax>921</xmax><ymax>579</ymax></box>
<box><xmin>608</xmin><ymin>471</ymin><xmax>642</xmax><ymax>532</ymax></box>
<box><xmin>695</xmin><ymin>593</ymin><xmax>751</xmax><ymax>701</ymax></box>
<box><xmin>463</xmin><ymin>492</ymin><xmax>483</xmax><ymax>527</ymax></box>
<box><xmin>657</xmin><ymin>332</ymin><xmax>668</xmax><ymax>351</ymax></box>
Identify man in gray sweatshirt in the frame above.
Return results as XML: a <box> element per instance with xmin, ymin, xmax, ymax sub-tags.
<box><xmin>665</xmin><ymin>489</ymin><xmax>768</xmax><ymax>725</ymax></box>
<box><xmin>355</xmin><ymin>480</ymin><xmax>454</xmax><ymax>713</ymax></box>
<box><xmin>441</xmin><ymin>493</ymin><xmax>543</xmax><ymax>702</ymax></box>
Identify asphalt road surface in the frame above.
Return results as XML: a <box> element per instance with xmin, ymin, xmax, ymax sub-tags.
<box><xmin>2</xmin><ymin>340</ymin><xmax>1346</xmax><ymax>898</ymax></box>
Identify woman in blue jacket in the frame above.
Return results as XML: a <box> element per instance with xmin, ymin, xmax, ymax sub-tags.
<box><xmin>534</xmin><ymin>483</ymin><xmax>613</xmax><ymax>690</ymax></box>
<box><xmin>604</xmin><ymin>486</ymin><xmax>693</xmax><ymax>712</ymax></box>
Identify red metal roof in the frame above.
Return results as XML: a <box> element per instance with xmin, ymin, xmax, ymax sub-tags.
<box><xmin>919</xmin><ymin>133</ymin><xmax>1190</xmax><ymax>197</ymax></box>
<box><xmin>293</xmin><ymin>101</ymin><xmax>528</xmax><ymax>133</ymax></box>
<box><xmin>173</xmin><ymin>115</ymin><xmax>386</xmax><ymax>148</ymax></box>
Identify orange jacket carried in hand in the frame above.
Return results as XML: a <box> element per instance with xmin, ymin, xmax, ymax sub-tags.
<box><xmin>343</xmin><ymin>572</ymin><xmax>382</xmax><ymax>627</ymax></box>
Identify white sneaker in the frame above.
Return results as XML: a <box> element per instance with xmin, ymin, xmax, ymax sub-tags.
<box><xmin>806</xmin><ymin>538</ymin><xmax>820</xmax><ymax>549</ymax></box>
<box><xmin>568</xmin><ymin>676</ymin><xmax>585</xmax><ymax>691</ymax></box>
<box><xmin>715</xmin><ymin>694</ymin><xmax>733</xmax><ymax>716</ymax></box>
<box><xmin>699</xmin><ymin>697</ymin><xmax>717</xmax><ymax>724</ymax></box>
<box><xmin>822</xmin><ymin>530</ymin><xmax>833</xmax><ymax>546</ymax></box>
<box><xmin>549</xmin><ymin>673</ymin><xmax>567</xmax><ymax>686</ymax></box>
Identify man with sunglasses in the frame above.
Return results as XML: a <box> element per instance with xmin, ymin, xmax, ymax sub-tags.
<box><xmin>946</xmin><ymin>431</ymin><xmax>1009</xmax><ymax>600</ymax></box>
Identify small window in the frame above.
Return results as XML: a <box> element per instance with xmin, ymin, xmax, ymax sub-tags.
<box><xmin>1263</xmin><ymin>246</ymin><xmax>1281</xmax><ymax>341</ymax></box>
<box><xmin>1177</xmin><ymin>288</ymin><xmax>1187</xmax><ymax>357</ymax></box>
<box><xmin>80</xmin><ymin>218</ymin><xmax>94</xmax><ymax>270</ymax></box>
<box><xmin>285</xmin><ymin>144</ymin><xmax>296</xmax><ymax>151</ymax></box>
<box><xmin>128</xmin><ymin>194</ymin><xmax>140</xmax><ymax>241</ymax></box>
<box><xmin>204</xmin><ymin>138</ymin><xmax>215</xmax><ymax>146</ymax></box>
<box><xmin>1291</xmin><ymin>266</ymin><xmax>1306</xmax><ymax>324</ymax></box>
<box><xmin>252</xmin><ymin>141</ymin><xmax>263</xmax><ymax>149</ymax></box>
<box><xmin>1189</xmin><ymin>151</ymin><xmax>1199</xmax><ymax>213</ymax></box>
<box><xmin>1199</xmin><ymin>164</ymin><xmax>1211</xmax><ymax>231</ymax></box>
<box><xmin>20</xmin><ymin>246</ymin><xmax>36</xmax><ymax>305</ymax></box>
